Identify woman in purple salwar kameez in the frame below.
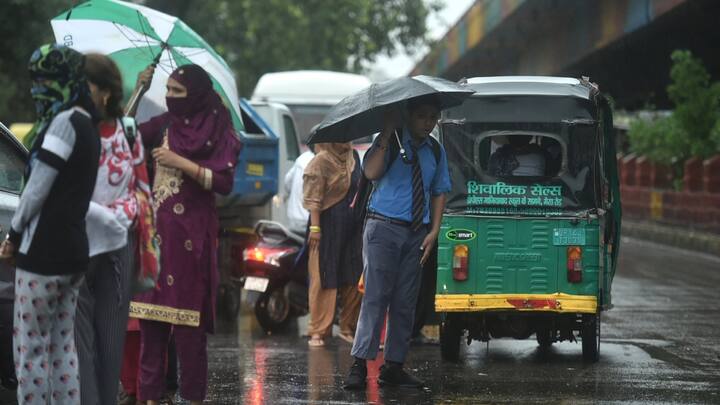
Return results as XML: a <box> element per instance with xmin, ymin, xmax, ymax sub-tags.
<box><xmin>128</xmin><ymin>64</ymin><xmax>241</xmax><ymax>405</ymax></box>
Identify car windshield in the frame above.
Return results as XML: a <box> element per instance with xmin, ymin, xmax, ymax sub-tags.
<box><xmin>441</xmin><ymin>121</ymin><xmax>601</xmax><ymax>216</ymax></box>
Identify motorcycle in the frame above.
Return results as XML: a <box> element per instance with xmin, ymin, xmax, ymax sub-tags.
<box><xmin>241</xmin><ymin>220</ymin><xmax>308</xmax><ymax>332</ymax></box>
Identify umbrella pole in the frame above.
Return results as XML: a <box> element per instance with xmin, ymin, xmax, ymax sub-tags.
<box><xmin>124</xmin><ymin>85</ymin><xmax>146</xmax><ymax>117</ymax></box>
<box><xmin>124</xmin><ymin>46</ymin><xmax>166</xmax><ymax>117</ymax></box>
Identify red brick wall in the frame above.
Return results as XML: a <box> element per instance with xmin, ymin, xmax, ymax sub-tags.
<box><xmin>618</xmin><ymin>154</ymin><xmax>720</xmax><ymax>233</ymax></box>
<box><xmin>705</xmin><ymin>155</ymin><xmax>720</xmax><ymax>193</ymax></box>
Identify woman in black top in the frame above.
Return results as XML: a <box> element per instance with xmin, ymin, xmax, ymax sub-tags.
<box><xmin>0</xmin><ymin>44</ymin><xmax>99</xmax><ymax>405</ymax></box>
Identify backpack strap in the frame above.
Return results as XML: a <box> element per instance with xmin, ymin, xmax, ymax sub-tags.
<box><xmin>120</xmin><ymin>116</ymin><xmax>137</xmax><ymax>150</ymax></box>
<box><xmin>388</xmin><ymin>129</ymin><xmax>402</xmax><ymax>167</ymax></box>
<box><xmin>427</xmin><ymin>135</ymin><xmax>442</xmax><ymax>165</ymax></box>
<box><xmin>388</xmin><ymin>129</ymin><xmax>442</xmax><ymax>167</ymax></box>
<box><xmin>352</xmin><ymin>132</ymin><xmax>442</xmax><ymax>229</ymax></box>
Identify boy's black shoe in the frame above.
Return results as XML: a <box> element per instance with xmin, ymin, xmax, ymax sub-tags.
<box><xmin>377</xmin><ymin>363</ymin><xmax>424</xmax><ymax>388</ymax></box>
<box><xmin>343</xmin><ymin>358</ymin><xmax>367</xmax><ymax>390</ymax></box>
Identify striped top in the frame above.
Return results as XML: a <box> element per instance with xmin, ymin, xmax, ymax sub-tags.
<box><xmin>8</xmin><ymin>107</ymin><xmax>100</xmax><ymax>275</ymax></box>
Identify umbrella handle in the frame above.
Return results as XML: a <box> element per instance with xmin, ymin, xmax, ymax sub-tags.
<box><xmin>124</xmin><ymin>67</ymin><xmax>155</xmax><ymax>116</ymax></box>
<box><xmin>123</xmin><ymin>46</ymin><xmax>165</xmax><ymax>117</ymax></box>
<box><xmin>124</xmin><ymin>85</ymin><xmax>146</xmax><ymax>117</ymax></box>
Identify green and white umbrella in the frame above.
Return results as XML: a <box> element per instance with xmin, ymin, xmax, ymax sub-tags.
<box><xmin>51</xmin><ymin>0</ymin><xmax>244</xmax><ymax>131</ymax></box>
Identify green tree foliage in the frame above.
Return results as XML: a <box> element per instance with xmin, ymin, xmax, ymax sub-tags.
<box><xmin>666</xmin><ymin>50</ymin><xmax>720</xmax><ymax>156</ymax></box>
<box><xmin>0</xmin><ymin>0</ymin><xmax>74</xmax><ymax>124</ymax></box>
<box><xmin>628</xmin><ymin>115</ymin><xmax>689</xmax><ymax>188</ymax></box>
<box><xmin>0</xmin><ymin>0</ymin><xmax>440</xmax><ymax>124</ymax></box>
<box><xmin>628</xmin><ymin>50</ymin><xmax>720</xmax><ymax>172</ymax></box>
<box><xmin>146</xmin><ymin>0</ymin><xmax>441</xmax><ymax>94</ymax></box>
<box><xmin>628</xmin><ymin>115</ymin><xmax>688</xmax><ymax>163</ymax></box>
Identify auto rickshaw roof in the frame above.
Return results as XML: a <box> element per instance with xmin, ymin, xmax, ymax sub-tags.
<box><xmin>446</xmin><ymin>76</ymin><xmax>598</xmax><ymax>124</ymax></box>
<box><xmin>465</xmin><ymin>76</ymin><xmax>593</xmax><ymax>100</ymax></box>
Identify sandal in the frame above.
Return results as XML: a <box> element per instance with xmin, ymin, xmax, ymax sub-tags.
<box><xmin>338</xmin><ymin>332</ymin><xmax>354</xmax><ymax>344</ymax></box>
<box><xmin>159</xmin><ymin>394</ymin><xmax>175</xmax><ymax>405</ymax></box>
<box><xmin>308</xmin><ymin>335</ymin><xmax>325</xmax><ymax>347</ymax></box>
<box><xmin>117</xmin><ymin>391</ymin><xmax>137</xmax><ymax>405</ymax></box>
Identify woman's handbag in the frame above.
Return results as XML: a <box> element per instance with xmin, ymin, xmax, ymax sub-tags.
<box><xmin>122</xmin><ymin>117</ymin><xmax>161</xmax><ymax>294</ymax></box>
<box><xmin>132</xmin><ymin>189</ymin><xmax>160</xmax><ymax>293</ymax></box>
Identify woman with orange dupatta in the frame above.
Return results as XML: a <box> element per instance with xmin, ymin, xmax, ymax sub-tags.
<box><xmin>303</xmin><ymin>143</ymin><xmax>363</xmax><ymax>347</ymax></box>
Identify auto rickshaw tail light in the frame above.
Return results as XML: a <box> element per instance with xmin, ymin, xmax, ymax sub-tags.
<box><xmin>452</xmin><ymin>245</ymin><xmax>469</xmax><ymax>281</ymax></box>
<box><xmin>567</xmin><ymin>246</ymin><xmax>583</xmax><ymax>283</ymax></box>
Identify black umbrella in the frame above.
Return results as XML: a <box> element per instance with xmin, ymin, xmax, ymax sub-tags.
<box><xmin>306</xmin><ymin>75</ymin><xmax>475</xmax><ymax>144</ymax></box>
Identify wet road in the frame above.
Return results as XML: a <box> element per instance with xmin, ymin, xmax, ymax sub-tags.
<box><xmin>203</xmin><ymin>237</ymin><xmax>720</xmax><ymax>404</ymax></box>
<box><xmin>1</xmin><ymin>237</ymin><xmax>719</xmax><ymax>404</ymax></box>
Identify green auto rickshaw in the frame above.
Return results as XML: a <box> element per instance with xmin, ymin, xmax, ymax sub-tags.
<box><xmin>436</xmin><ymin>76</ymin><xmax>621</xmax><ymax>362</ymax></box>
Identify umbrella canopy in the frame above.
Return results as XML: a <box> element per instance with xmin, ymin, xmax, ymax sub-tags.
<box><xmin>51</xmin><ymin>0</ymin><xmax>243</xmax><ymax>131</ymax></box>
<box><xmin>307</xmin><ymin>75</ymin><xmax>474</xmax><ymax>144</ymax></box>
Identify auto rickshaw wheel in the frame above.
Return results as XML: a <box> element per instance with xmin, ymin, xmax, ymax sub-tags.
<box><xmin>535</xmin><ymin>327</ymin><xmax>554</xmax><ymax>348</ymax></box>
<box><xmin>581</xmin><ymin>312</ymin><xmax>600</xmax><ymax>362</ymax></box>
<box><xmin>440</xmin><ymin>314</ymin><xmax>463</xmax><ymax>362</ymax></box>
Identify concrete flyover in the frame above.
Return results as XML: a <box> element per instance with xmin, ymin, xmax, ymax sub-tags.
<box><xmin>411</xmin><ymin>0</ymin><xmax>720</xmax><ymax>109</ymax></box>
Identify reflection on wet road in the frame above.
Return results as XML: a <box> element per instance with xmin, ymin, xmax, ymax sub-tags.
<box><xmin>1</xmin><ymin>238</ymin><xmax>718</xmax><ymax>404</ymax></box>
<box><xmin>200</xmin><ymin>238</ymin><xmax>720</xmax><ymax>404</ymax></box>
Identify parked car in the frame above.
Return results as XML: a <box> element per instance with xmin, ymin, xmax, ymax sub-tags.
<box><xmin>0</xmin><ymin>121</ymin><xmax>25</xmax><ymax>232</ymax></box>
<box><xmin>0</xmin><ymin>121</ymin><xmax>27</xmax><ymax>389</ymax></box>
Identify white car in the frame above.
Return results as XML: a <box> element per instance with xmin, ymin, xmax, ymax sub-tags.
<box><xmin>0</xmin><ymin>121</ymin><xmax>25</xmax><ymax>389</ymax></box>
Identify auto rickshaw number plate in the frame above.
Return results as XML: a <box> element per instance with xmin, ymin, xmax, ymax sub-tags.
<box><xmin>552</xmin><ymin>228</ymin><xmax>586</xmax><ymax>245</ymax></box>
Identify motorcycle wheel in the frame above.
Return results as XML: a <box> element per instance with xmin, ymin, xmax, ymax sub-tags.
<box><xmin>255</xmin><ymin>288</ymin><xmax>291</xmax><ymax>333</ymax></box>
